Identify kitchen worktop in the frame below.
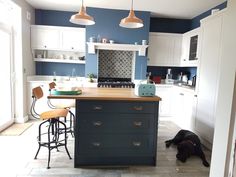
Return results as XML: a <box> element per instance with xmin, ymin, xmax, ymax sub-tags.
<box><xmin>48</xmin><ymin>87</ymin><xmax>161</xmax><ymax>101</ymax></box>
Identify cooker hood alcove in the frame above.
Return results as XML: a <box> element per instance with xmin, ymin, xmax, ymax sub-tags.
<box><xmin>87</xmin><ymin>42</ymin><xmax>148</xmax><ymax>56</ymax></box>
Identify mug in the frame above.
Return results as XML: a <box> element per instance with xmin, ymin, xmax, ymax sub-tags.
<box><xmin>102</xmin><ymin>38</ymin><xmax>107</xmax><ymax>43</ymax></box>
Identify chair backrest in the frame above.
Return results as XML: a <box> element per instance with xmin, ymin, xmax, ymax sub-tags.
<box><xmin>32</xmin><ymin>86</ymin><xmax>43</xmax><ymax>99</ymax></box>
<box><xmin>49</xmin><ymin>82</ymin><xmax>56</xmax><ymax>90</ymax></box>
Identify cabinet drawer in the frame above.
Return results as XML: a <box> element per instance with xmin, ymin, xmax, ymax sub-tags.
<box><xmin>77</xmin><ymin>100</ymin><xmax>156</xmax><ymax>113</ymax></box>
<box><xmin>77</xmin><ymin>134</ymin><xmax>155</xmax><ymax>156</ymax></box>
<box><xmin>78</xmin><ymin>113</ymin><xmax>155</xmax><ymax>133</ymax></box>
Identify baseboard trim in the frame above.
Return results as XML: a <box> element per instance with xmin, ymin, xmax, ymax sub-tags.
<box><xmin>14</xmin><ymin>115</ymin><xmax>29</xmax><ymax>123</ymax></box>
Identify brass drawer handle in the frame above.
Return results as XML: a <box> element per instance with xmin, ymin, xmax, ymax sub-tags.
<box><xmin>133</xmin><ymin>106</ymin><xmax>143</xmax><ymax>111</ymax></box>
<box><xmin>133</xmin><ymin>121</ymin><xmax>142</xmax><ymax>127</ymax></box>
<box><xmin>92</xmin><ymin>142</ymin><xmax>101</xmax><ymax>147</ymax></box>
<box><xmin>93</xmin><ymin>121</ymin><xmax>102</xmax><ymax>126</ymax></box>
<box><xmin>133</xmin><ymin>141</ymin><xmax>141</xmax><ymax>147</ymax></box>
<box><xmin>93</xmin><ymin>106</ymin><xmax>103</xmax><ymax>110</ymax></box>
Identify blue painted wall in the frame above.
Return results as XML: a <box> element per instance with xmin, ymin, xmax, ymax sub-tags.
<box><xmin>191</xmin><ymin>1</ymin><xmax>227</xmax><ymax>29</ymax></box>
<box><xmin>85</xmin><ymin>7</ymin><xmax>150</xmax><ymax>79</ymax></box>
<box><xmin>150</xmin><ymin>18</ymin><xmax>191</xmax><ymax>33</ymax></box>
<box><xmin>36</xmin><ymin>62</ymin><xmax>85</xmax><ymax>77</ymax></box>
<box><xmin>35</xmin><ymin>9</ymin><xmax>84</xmax><ymax>28</ymax></box>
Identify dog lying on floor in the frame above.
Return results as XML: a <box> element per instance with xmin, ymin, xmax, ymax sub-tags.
<box><xmin>165</xmin><ymin>129</ymin><xmax>210</xmax><ymax>167</ymax></box>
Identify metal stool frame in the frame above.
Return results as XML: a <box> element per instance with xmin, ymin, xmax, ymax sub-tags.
<box><xmin>34</xmin><ymin>117</ymin><xmax>72</xmax><ymax>169</ymax></box>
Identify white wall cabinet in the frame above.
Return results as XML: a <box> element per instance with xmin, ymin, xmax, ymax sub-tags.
<box><xmin>61</xmin><ymin>28</ymin><xmax>85</xmax><ymax>52</ymax></box>
<box><xmin>31</xmin><ymin>25</ymin><xmax>85</xmax><ymax>52</ymax></box>
<box><xmin>181</xmin><ymin>28</ymin><xmax>201</xmax><ymax>66</ymax></box>
<box><xmin>148</xmin><ymin>33</ymin><xmax>182</xmax><ymax>66</ymax></box>
<box><xmin>155</xmin><ymin>85</ymin><xmax>173</xmax><ymax>118</ymax></box>
<box><xmin>31</xmin><ymin>26</ymin><xmax>61</xmax><ymax>50</ymax></box>
<box><xmin>195</xmin><ymin>11</ymin><xmax>225</xmax><ymax>144</ymax></box>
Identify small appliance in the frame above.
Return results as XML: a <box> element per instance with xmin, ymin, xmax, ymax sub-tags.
<box><xmin>165</xmin><ymin>68</ymin><xmax>174</xmax><ymax>84</ymax></box>
<box><xmin>135</xmin><ymin>83</ymin><xmax>156</xmax><ymax>97</ymax></box>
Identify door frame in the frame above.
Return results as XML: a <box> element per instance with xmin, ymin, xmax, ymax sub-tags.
<box><xmin>0</xmin><ymin>22</ymin><xmax>15</xmax><ymax>131</ymax></box>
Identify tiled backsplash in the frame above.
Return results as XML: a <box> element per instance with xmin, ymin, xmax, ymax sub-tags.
<box><xmin>98</xmin><ymin>50</ymin><xmax>133</xmax><ymax>78</ymax></box>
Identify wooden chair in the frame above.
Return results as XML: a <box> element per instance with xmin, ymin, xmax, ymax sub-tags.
<box><xmin>34</xmin><ymin>108</ymin><xmax>72</xmax><ymax>169</ymax></box>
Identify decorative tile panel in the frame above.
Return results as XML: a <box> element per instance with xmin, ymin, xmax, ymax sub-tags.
<box><xmin>98</xmin><ymin>50</ymin><xmax>133</xmax><ymax>78</ymax></box>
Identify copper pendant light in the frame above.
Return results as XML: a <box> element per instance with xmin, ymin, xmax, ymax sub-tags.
<box><xmin>119</xmin><ymin>0</ymin><xmax>143</xmax><ymax>28</ymax></box>
<box><xmin>70</xmin><ymin>0</ymin><xmax>95</xmax><ymax>25</ymax></box>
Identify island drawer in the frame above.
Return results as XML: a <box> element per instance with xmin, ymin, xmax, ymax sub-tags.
<box><xmin>76</xmin><ymin>134</ymin><xmax>155</xmax><ymax>156</ymax></box>
<box><xmin>77</xmin><ymin>100</ymin><xmax>156</xmax><ymax>114</ymax></box>
<box><xmin>77</xmin><ymin>113</ymin><xmax>155</xmax><ymax>133</ymax></box>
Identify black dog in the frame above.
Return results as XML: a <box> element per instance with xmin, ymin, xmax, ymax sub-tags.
<box><xmin>165</xmin><ymin>130</ymin><xmax>210</xmax><ymax>167</ymax></box>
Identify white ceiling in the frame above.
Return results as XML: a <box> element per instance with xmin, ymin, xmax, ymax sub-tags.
<box><xmin>25</xmin><ymin>0</ymin><xmax>225</xmax><ymax>19</ymax></box>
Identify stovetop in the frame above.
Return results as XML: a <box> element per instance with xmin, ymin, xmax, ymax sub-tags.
<box><xmin>97</xmin><ymin>77</ymin><xmax>135</xmax><ymax>88</ymax></box>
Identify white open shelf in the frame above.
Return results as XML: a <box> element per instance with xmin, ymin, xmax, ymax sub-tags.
<box><xmin>34</xmin><ymin>58</ymin><xmax>86</xmax><ymax>64</ymax></box>
<box><xmin>87</xmin><ymin>42</ymin><xmax>148</xmax><ymax>56</ymax></box>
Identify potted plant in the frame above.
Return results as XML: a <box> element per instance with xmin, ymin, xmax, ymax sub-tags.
<box><xmin>87</xmin><ymin>73</ymin><xmax>95</xmax><ymax>83</ymax></box>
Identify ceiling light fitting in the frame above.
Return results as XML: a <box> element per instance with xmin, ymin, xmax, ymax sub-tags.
<box><xmin>70</xmin><ymin>0</ymin><xmax>95</xmax><ymax>26</ymax></box>
<box><xmin>119</xmin><ymin>0</ymin><xmax>143</xmax><ymax>29</ymax></box>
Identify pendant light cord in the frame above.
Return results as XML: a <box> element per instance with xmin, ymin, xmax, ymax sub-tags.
<box><xmin>131</xmin><ymin>0</ymin><xmax>133</xmax><ymax>10</ymax></box>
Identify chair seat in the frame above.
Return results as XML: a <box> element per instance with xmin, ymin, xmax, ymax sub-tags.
<box><xmin>40</xmin><ymin>109</ymin><xmax>69</xmax><ymax>120</ymax></box>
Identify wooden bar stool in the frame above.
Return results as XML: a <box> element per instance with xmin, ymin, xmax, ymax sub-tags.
<box><xmin>34</xmin><ymin>109</ymin><xmax>72</xmax><ymax>169</ymax></box>
<box><xmin>48</xmin><ymin>82</ymin><xmax>75</xmax><ymax>137</ymax></box>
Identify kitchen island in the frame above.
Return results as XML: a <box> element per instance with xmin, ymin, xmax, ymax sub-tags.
<box><xmin>48</xmin><ymin>87</ymin><xmax>161</xmax><ymax>167</ymax></box>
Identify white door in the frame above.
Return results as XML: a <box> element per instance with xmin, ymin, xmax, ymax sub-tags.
<box><xmin>0</xmin><ymin>23</ymin><xmax>14</xmax><ymax>131</ymax></box>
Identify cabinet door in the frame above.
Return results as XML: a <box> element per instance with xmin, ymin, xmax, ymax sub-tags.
<box><xmin>148</xmin><ymin>33</ymin><xmax>172</xmax><ymax>66</ymax></box>
<box><xmin>31</xmin><ymin>26</ymin><xmax>60</xmax><ymax>49</ymax></box>
<box><xmin>181</xmin><ymin>28</ymin><xmax>200</xmax><ymax>66</ymax></box>
<box><xmin>61</xmin><ymin>28</ymin><xmax>85</xmax><ymax>52</ymax></box>
<box><xmin>148</xmin><ymin>33</ymin><xmax>182</xmax><ymax>66</ymax></box>
<box><xmin>155</xmin><ymin>86</ymin><xmax>173</xmax><ymax>117</ymax></box>
<box><xmin>195</xmin><ymin>13</ymin><xmax>223</xmax><ymax>143</ymax></box>
<box><xmin>172</xmin><ymin>87</ymin><xmax>195</xmax><ymax>130</ymax></box>
<box><xmin>172</xmin><ymin>36</ymin><xmax>182</xmax><ymax>66</ymax></box>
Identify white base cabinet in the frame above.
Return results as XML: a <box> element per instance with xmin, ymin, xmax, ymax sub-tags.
<box><xmin>155</xmin><ymin>85</ymin><xmax>173</xmax><ymax>118</ymax></box>
<box><xmin>172</xmin><ymin>87</ymin><xmax>195</xmax><ymax>131</ymax></box>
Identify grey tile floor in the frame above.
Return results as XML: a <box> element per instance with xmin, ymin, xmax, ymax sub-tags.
<box><xmin>0</xmin><ymin>120</ymin><xmax>211</xmax><ymax>177</ymax></box>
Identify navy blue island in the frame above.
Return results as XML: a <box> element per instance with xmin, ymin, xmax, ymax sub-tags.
<box><xmin>48</xmin><ymin>87</ymin><xmax>161</xmax><ymax>167</ymax></box>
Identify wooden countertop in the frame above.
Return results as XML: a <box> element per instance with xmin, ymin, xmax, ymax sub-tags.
<box><xmin>48</xmin><ymin>87</ymin><xmax>161</xmax><ymax>102</ymax></box>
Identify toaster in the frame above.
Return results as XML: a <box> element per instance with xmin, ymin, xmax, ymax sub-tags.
<box><xmin>135</xmin><ymin>84</ymin><xmax>156</xmax><ymax>97</ymax></box>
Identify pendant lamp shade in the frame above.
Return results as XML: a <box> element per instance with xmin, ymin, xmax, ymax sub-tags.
<box><xmin>119</xmin><ymin>0</ymin><xmax>143</xmax><ymax>28</ymax></box>
<box><xmin>70</xmin><ymin>0</ymin><xmax>95</xmax><ymax>25</ymax></box>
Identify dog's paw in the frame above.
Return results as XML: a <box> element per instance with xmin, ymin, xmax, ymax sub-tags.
<box><xmin>203</xmin><ymin>161</ymin><xmax>210</xmax><ymax>167</ymax></box>
<box><xmin>165</xmin><ymin>140</ymin><xmax>171</xmax><ymax>148</ymax></box>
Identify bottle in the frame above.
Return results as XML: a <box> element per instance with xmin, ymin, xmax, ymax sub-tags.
<box><xmin>43</xmin><ymin>50</ymin><xmax>47</xmax><ymax>58</ymax></box>
<box><xmin>53</xmin><ymin>71</ymin><xmax>57</xmax><ymax>81</ymax></box>
<box><xmin>97</xmin><ymin>34</ymin><xmax>101</xmax><ymax>43</ymax></box>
